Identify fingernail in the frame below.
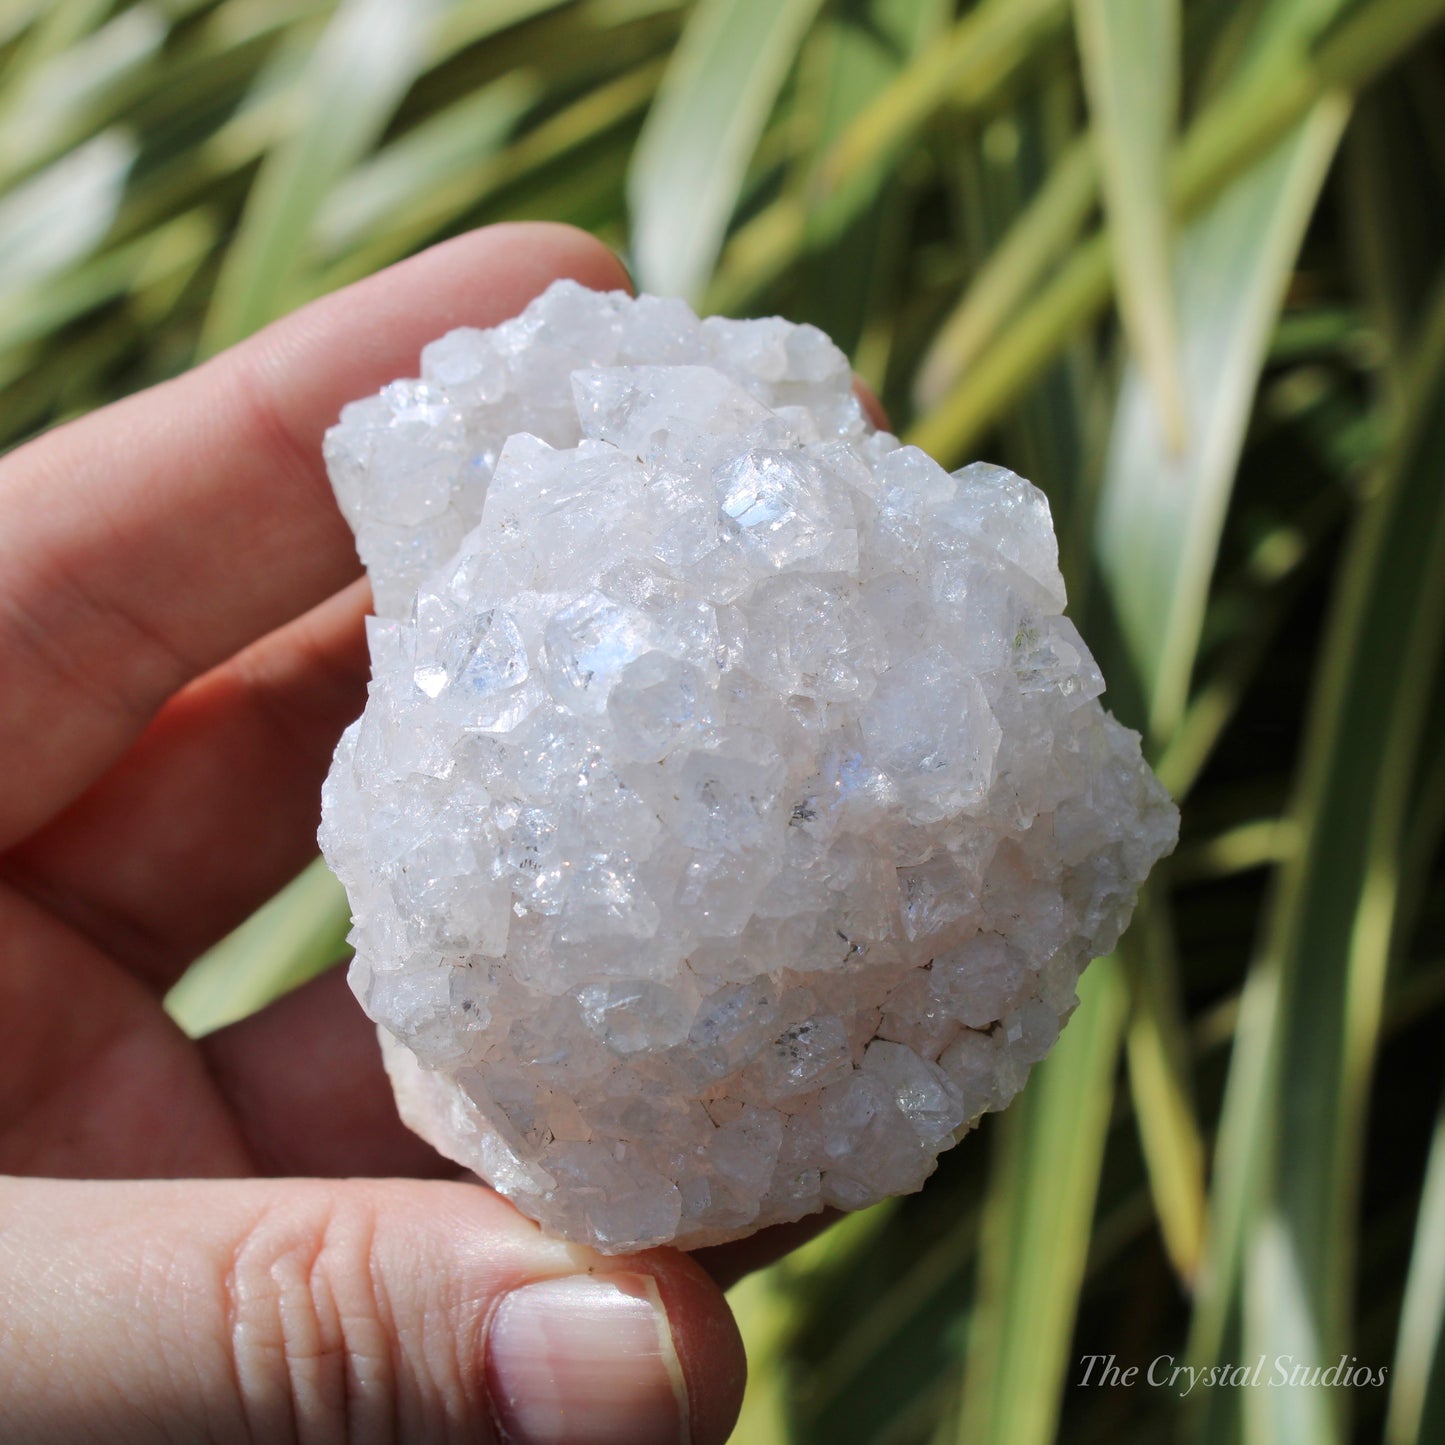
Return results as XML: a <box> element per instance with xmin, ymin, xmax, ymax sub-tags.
<box><xmin>486</xmin><ymin>1272</ymin><xmax>689</xmax><ymax>1445</ymax></box>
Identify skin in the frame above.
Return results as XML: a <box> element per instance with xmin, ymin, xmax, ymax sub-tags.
<box><xmin>0</xmin><ymin>223</ymin><xmax>842</xmax><ymax>1444</ymax></box>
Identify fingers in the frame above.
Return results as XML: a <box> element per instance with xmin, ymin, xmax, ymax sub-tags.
<box><xmin>201</xmin><ymin>964</ymin><xmax>454</xmax><ymax>1180</ymax></box>
<box><xmin>0</xmin><ymin>222</ymin><xmax>631</xmax><ymax>853</ymax></box>
<box><xmin>0</xmin><ymin>1175</ymin><xmax>746</xmax><ymax>1445</ymax></box>
<box><xmin>0</xmin><ymin>879</ymin><xmax>253</xmax><ymax>1179</ymax></box>
<box><xmin>5</xmin><ymin>580</ymin><xmax>373</xmax><ymax>989</ymax></box>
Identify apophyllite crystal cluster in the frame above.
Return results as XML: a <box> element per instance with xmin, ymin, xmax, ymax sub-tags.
<box><xmin>319</xmin><ymin>280</ymin><xmax>1178</xmax><ymax>1253</ymax></box>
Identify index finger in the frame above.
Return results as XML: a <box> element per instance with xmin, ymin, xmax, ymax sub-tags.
<box><xmin>0</xmin><ymin>223</ymin><xmax>631</xmax><ymax>851</ymax></box>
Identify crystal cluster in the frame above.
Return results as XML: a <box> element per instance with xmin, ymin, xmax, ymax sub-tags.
<box><xmin>319</xmin><ymin>280</ymin><xmax>1178</xmax><ymax>1253</ymax></box>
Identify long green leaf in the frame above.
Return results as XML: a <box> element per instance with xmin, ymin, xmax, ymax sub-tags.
<box><xmin>799</xmin><ymin>0</ymin><xmax>951</xmax><ymax>248</ymax></box>
<box><xmin>953</xmin><ymin>958</ymin><xmax>1127</xmax><ymax>1445</ymax></box>
<box><xmin>908</xmin><ymin>0</ymin><xmax>1445</xmax><ymax>465</ymax></box>
<box><xmin>1093</xmin><ymin>100</ymin><xmax>1347</xmax><ymax>742</ymax></box>
<box><xmin>706</xmin><ymin>0</ymin><xmax>1067</xmax><ymax>320</ymax></box>
<box><xmin>1192</xmin><ymin>278</ymin><xmax>1445</xmax><ymax>1441</ymax></box>
<box><xmin>817</xmin><ymin>0</ymin><xmax>1067</xmax><ymax>198</ymax></box>
<box><xmin>318</xmin><ymin>60</ymin><xmax>663</xmax><ymax>289</ymax></box>
<box><xmin>1122</xmin><ymin>892</ymin><xmax>1207</xmax><ymax>1284</ymax></box>
<box><xmin>1074</xmin><ymin>0</ymin><xmax>1186</xmax><ymax>449</ymax></box>
<box><xmin>165</xmin><ymin>857</ymin><xmax>352</xmax><ymax>1038</ymax></box>
<box><xmin>0</xmin><ymin>0</ymin><xmax>112</xmax><ymax>89</ymax></box>
<box><xmin>627</xmin><ymin>0</ymin><xmax>825</xmax><ymax>301</ymax></box>
<box><xmin>914</xmin><ymin>135</ymin><xmax>1097</xmax><ymax>411</ymax></box>
<box><xmin>0</xmin><ymin>127</ymin><xmax>133</xmax><ymax>296</ymax></box>
<box><xmin>1388</xmin><ymin>1080</ymin><xmax>1445</xmax><ymax>1445</ymax></box>
<box><xmin>314</xmin><ymin>72</ymin><xmax>542</xmax><ymax>258</ymax></box>
<box><xmin>1245</xmin><ymin>275</ymin><xmax>1445</xmax><ymax>1444</ymax></box>
<box><xmin>0</xmin><ymin>207</ymin><xmax>214</xmax><ymax>361</ymax></box>
<box><xmin>0</xmin><ymin>3</ymin><xmax>162</xmax><ymax>186</ymax></box>
<box><xmin>201</xmin><ymin>0</ymin><xmax>439</xmax><ymax>351</ymax></box>
<box><xmin>785</xmin><ymin>0</ymin><xmax>946</xmax><ymax>360</ymax></box>
<box><xmin>726</xmin><ymin>1270</ymin><xmax>794</xmax><ymax>1445</ymax></box>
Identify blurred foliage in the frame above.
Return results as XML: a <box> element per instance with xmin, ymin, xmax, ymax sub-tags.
<box><xmin>5</xmin><ymin>0</ymin><xmax>1445</xmax><ymax>1439</ymax></box>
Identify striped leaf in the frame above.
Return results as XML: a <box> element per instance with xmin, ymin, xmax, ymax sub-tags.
<box><xmin>1073</xmin><ymin>0</ymin><xmax>1186</xmax><ymax>449</ymax></box>
<box><xmin>628</xmin><ymin>0</ymin><xmax>825</xmax><ymax>301</ymax></box>
<box><xmin>201</xmin><ymin>0</ymin><xmax>439</xmax><ymax>351</ymax></box>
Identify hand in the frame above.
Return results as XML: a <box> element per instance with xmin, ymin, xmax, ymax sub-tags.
<box><xmin>0</xmin><ymin>224</ymin><xmax>751</xmax><ymax>1444</ymax></box>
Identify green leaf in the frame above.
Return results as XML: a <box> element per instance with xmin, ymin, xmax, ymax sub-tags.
<box><xmin>1122</xmin><ymin>891</ymin><xmax>1207</xmax><ymax>1284</ymax></box>
<box><xmin>0</xmin><ymin>3</ymin><xmax>163</xmax><ymax>186</ymax></box>
<box><xmin>1093</xmin><ymin>99</ymin><xmax>1347</xmax><ymax>742</ymax></box>
<box><xmin>314</xmin><ymin>72</ymin><xmax>543</xmax><ymax>258</ymax></box>
<box><xmin>952</xmin><ymin>958</ymin><xmax>1127</xmax><ymax>1445</ymax></box>
<box><xmin>1245</xmin><ymin>274</ymin><xmax>1445</xmax><ymax>1443</ymax></box>
<box><xmin>908</xmin><ymin>0</ymin><xmax>1445</xmax><ymax>466</ymax></box>
<box><xmin>817</xmin><ymin>0</ymin><xmax>1068</xmax><ymax>200</ymax></box>
<box><xmin>783</xmin><ymin>0</ymin><xmax>948</xmax><ymax>359</ymax></box>
<box><xmin>914</xmin><ymin>135</ymin><xmax>1097</xmax><ymax>412</ymax></box>
<box><xmin>0</xmin><ymin>0</ymin><xmax>112</xmax><ymax>88</ymax></box>
<box><xmin>1191</xmin><ymin>275</ymin><xmax>1445</xmax><ymax>1440</ymax></box>
<box><xmin>0</xmin><ymin>127</ymin><xmax>133</xmax><ymax>296</ymax></box>
<box><xmin>707</xmin><ymin>0</ymin><xmax>1072</xmax><ymax>320</ymax></box>
<box><xmin>200</xmin><ymin>0</ymin><xmax>440</xmax><ymax>352</ymax></box>
<box><xmin>0</xmin><ymin>206</ymin><xmax>214</xmax><ymax>361</ymax></box>
<box><xmin>165</xmin><ymin>857</ymin><xmax>352</xmax><ymax>1038</ymax></box>
<box><xmin>1388</xmin><ymin>1081</ymin><xmax>1445</xmax><ymax>1445</ymax></box>
<box><xmin>1073</xmin><ymin>0</ymin><xmax>1186</xmax><ymax>450</ymax></box>
<box><xmin>797</xmin><ymin>0</ymin><xmax>949</xmax><ymax>249</ymax></box>
<box><xmin>728</xmin><ymin>1269</ymin><xmax>802</xmax><ymax>1445</ymax></box>
<box><xmin>319</xmin><ymin>60</ymin><xmax>662</xmax><ymax>289</ymax></box>
<box><xmin>628</xmin><ymin>0</ymin><xmax>826</xmax><ymax>301</ymax></box>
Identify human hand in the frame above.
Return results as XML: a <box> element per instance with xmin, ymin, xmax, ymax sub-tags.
<box><xmin>0</xmin><ymin>225</ymin><xmax>752</xmax><ymax>1444</ymax></box>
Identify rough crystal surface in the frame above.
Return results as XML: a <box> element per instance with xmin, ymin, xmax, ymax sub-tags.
<box><xmin>319</xmin><ymin>280</ymin><xmax>1179</xmax><ymax>1253</ymax></box>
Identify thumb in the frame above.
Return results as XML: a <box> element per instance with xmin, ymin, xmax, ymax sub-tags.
<box><xmin>0</xmin><ymin>1175</ymin><xmax>746</xmax><ymax>1444</ymax></box>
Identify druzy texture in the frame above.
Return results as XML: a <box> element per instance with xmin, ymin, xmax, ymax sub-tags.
<box><xmin>319</xmin><ymin>280</ymin><xmax>1178</xmax><ymax>1253</ymax></box>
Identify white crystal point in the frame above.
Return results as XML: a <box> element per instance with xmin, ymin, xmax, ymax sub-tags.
<box><xmin>319</xmin><ymin>280</ymin><xmax>1179</xmax><ymax>1253</ymax></box>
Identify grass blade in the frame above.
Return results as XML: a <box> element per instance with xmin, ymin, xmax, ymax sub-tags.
<box><xmin>908</xmin><ymin>0</ymin><xmax>1445</xmax><ymax>465</ymax></box>
<box><xmin>728</xmin><ymin>1269</ymin><xmax>801</xmax><ymax>1445</ymax></box>
<box><xmin>314</xmin><ymin>72</ymin><xmax>543</xmax><ymax>258</ymax></box>
<box><xmin>706</xmin><ymin>0</ymin><xmax>1067</xmax><ymax>320</ymax></box>
<box><xmin>320</xmin><ymin>59</ymin><xmax>664</xmax><ymax>289</ymax></box>
<box><xmin>1243</xmin><ymin>275</ymin><xmax>1445</xmax><ymax>1443</ymax></box>
<box><xmin>0</xmin><ymin>127</ymin><xmax>133</xmax><ymax>295</ymax></box>
<box><xmin>0</xmin><ymin>207</ymin><xmax>215</xmax><ymax>360</ymax></box>
<box><xmin>952</xmin><ymin>957</ymin><xmax>1128</xmax><ymax>1445</ymax></box>
<box><xmin>914</xmin><ymin>135</ymin><xmax>1097</xmax><ymax>412</ymax></box>
<box><xmin>798</xmin><ymin>0</ymin><xmax>950</xmax><ymax>248</ymax></box>
<box><xmin>816</xmin><ymin>0</ymin><xmax>1068</xmax><ymax>200</ymax></box>
<box><xmin>627</xmin><ymin>0</ymin><xmax>826</xmax><ymax>301</ymax></box>
<box><xmin>201</xmin><ymin>0</ymin><xmax>440</xmax><ymax>351</ymax></box>
<box><xmin>165</xmin><ymin>857</ymin><xmax>351</xmax><ymax>1038</ymax></box>
<box><xmin>1387</xmin><ymin>1081</ymin><xmax>1445</xmax><ymax>1445</ymax></box>
<box><xmin>0</xmin><ymin>4</ymin><xmax>163</xmax><ymax>186</ymax></box>
<box><xmin>1093</xmin><ymin>98</ymin><xmax>1347</xmax><ymax>742</ymax></box>
<box><xmin>1122</xmin><ymin>892</ymin><xmax>1207</xmax><ymax>1284</ymax></box>
<box><xmin>785</xmin><ymin>0</ymin><xmax>948</xmax><ymax>360</ymax></box>
<box><xmin>1073</xmin><ymin>0</ymin><xmax>1186</xmax><ymax>450</ymax></box>
<box><xmin>1192</xmin><ymin>277</ymin><xmax>1445</xmax><ymax>1439</ymax></box>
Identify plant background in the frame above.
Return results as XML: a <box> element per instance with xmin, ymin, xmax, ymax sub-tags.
<box><xmin>4</xmin><ymin>0</ymin><xmax>1444</xmax><ymax>1440</ymax></box>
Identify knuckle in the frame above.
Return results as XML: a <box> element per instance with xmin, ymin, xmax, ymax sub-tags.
<box><xmin>221</xmin><ymin>1190</ymin><xmax>489</xmax><ymax>1445</ymax></box>
<box><xmin>222</xmin><ymin>1195</ymin><xmax>395</xmax><ymax>1445</ymax></box>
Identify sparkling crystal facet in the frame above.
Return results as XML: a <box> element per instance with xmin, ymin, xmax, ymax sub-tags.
<box><xmin>320</xmin><ymin>281</ymin><xmax>1179</xmax><ymax>1253</ymax></box>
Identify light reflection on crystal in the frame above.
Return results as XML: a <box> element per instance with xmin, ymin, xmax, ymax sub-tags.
<box><xmin>320</xmin><ymin>280</ymin><xmax>1179</xmax><ymax>1253</ymax></box>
